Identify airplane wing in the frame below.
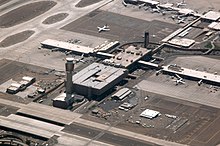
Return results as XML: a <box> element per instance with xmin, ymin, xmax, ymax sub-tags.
<box><xmin>103</xmin><ymin>28</ymin><xmax>110</xmax><ymax>31</ymax></box>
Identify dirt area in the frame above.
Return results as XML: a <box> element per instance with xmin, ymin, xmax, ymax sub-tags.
<box><xmin>0</xmin><ymin>30</ymin><xmax>35</xmax><ymax>47</ymax></box>
<box><xmin>0</xmin><ymin>59</ymin><xmax>41</xmax><ymax>85</ymax></box>
<box><xmin>75</xmin><ymin>0</ymin><xmax>103</xmax><ymax>8</ymax></box>
<box><xmin>0</xmin><ymin>59</ymin><xmax>62</xmax><ymax>103</ymax></box>
<box><xmin>0</xmin><ymin>1</ymin><xmax>57</xmax><ymax>28</ymax></box>
<box><xmin>0</xmin><ymin>59</ymin><xmax>26</xmax><ymax>85</ymax></box>
<box><xmin>42</xmin><ymin>13</ymin><xmax>69</xmax><ymax>25</ymax></box>
<box><xmin>0</xmin><ymin>0</ymin><xmax>11</xmax><ymax>6</ymax></box>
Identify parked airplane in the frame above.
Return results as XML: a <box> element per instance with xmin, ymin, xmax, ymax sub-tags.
<box><xmin>156</xmin><ymin>70</ymin><xmax>162</xmax><ymax>76</ymax></box>
<box><xmin>165</xmin><ymin>114</ymin><xmax>177</xmax><ymax>119</ymax></box>
<box><xmin>175</xmin><ymin>74</ymin><xmax>182</xmax><ymax>80</ymax></box>
<box><xmin>72</xmin><ymin>54</ymin><xmax>85</xmax><ymax>63</ymax></box>
<box><xmin>97</xmin><ymin>24</ymin><xmax>110</xmax><ymax>33</ymax></box>
<box><xmin>144</xmin><ymin>6</ymin><xmax>149</xmax><ymax>11</ymax></box>
<box><xmin>171</xmin><ymin>15</ymin><xmax>177</xmax><ymax>20</ymax></box>
<box><xmin>74</xmin><ymin>58</ymin><xmax>85</xmax><ymax>63</ymax></box>
<box><xmin>198</xmin><ymin>79</ymin><xmax>203</xmax><ymax>86</ymax></box>
<box><xmin>174</xmin><ymin>74</ymin><xmax>185</xmax><ymax>85</ymax></box>
<box><xmin>158</xmin><ymin>2</ymin><xmax>174</xmax><ymax>11</ymax></box>
<box><xmin>174</xmin><ymin>78</ymin><xmax>185</xmax><ymax>85</ymax></box>
<box><xmin>150</xmin><ymin>58</ymin><xmax>156</xmax><ymax>63</ymax></box>
<box><xmin>176</xmin><ymin>0</ymin><xmax>186</xmax><ymax>7</ymax></box>
<box><xmin>122</xmin><ymin>0</ymin><xmax>128</xmax><ymax>7</ymax></box>
<box><xmin>65</xmin><ymin>51</ymin><xmax>72</xmax><ymax>55</ymax></box>
<box><xmin>50</xmin><ymin>48</ymin><xmax>71</xmax><ymax>55</ymax></box>
<box><xmin>151</xmin><ymin>6</ymin><xmax>166</xmax><ymax>15</ymax></box>
<box><xmin>124</xmin><ymin>0</ymin><xmax>138</xmax><ymax>5</ymax></box>
<box><xmin>151</xmin><ymin>8</ymin><xmax>161</xmax><ymax>13</ymax></box>
<box><xmin>177</xmin><ymin>14</ymin><xmax>187</xmax><ymax>20</ymax></box>
<box><xmin>152</xmin><ymin>55</ymin><xmax>164</xmax><ymax>61</ymax></box>
<box><xmin>138</xmin><ymin>3</ymin><xmax>145</xmax><ymax>9</ymax></box>
<box><xmin>51</xmin><ymin>48</ymin><xmax>60</xmax><ymax>52</ymax></box>
<box><xmin>176</xmin><ymin>18</ymin><xmax>185</xmax><ymax>24</ymax></box>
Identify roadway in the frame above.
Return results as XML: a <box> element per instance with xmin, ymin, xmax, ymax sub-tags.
<box><xmin>74</xmin><ymin>118</ymin><xmax>185</xmax><ymax>146</ymax></box>
<box><xmin>63</xmin><ymin>123</ymin><xmax>157</xmax><ymax>146</ymax></box>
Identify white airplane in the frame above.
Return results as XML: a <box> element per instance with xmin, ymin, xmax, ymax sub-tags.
<box><xmin>138</xmin><ymin>3</ymin><xmax>145</xmax><ymax>9</ymax></box>
<box><xmin>175</xmin><ymin>74</ymin><xmax>182</xmax><ymax>80</ymax></box>
<box><xmin>158</xmin><ymin>3</ymin><xmax>174</xmax><ymax>11</ymax></box>
<box><xmin>144</xmin><ymin>6</ymin><xmax>149</xmax><ymax>11</ymax></box>
<box><xmin>151</xmin><ymin>6</ymin><xmax>161</xmax><ymax>13</ymax></box>
<box><xmin>51</xmin><ymin>48</ymin><xmax>60</xmax><ymax>52</ymax></box>
<box><xmin>74</xmin><ymin>59</ymin><xmax>85</xmax><ymax>63</ymax></box>
<box><xmin>174</xmin><ymin>74</ymin><xmax>185</xmax><ymax>85</ymax></box>
<box><xmin>150</xmin><ymin>58</ymin><xmax>156</xmax><ymax>63</ymax></box>
<box><xmin>152</xmin><ymin>55</ymin><xmax>164</xmax><ymax>61</ymax></box>
<box><xmin>151</xmin><ymin>6</ymin><xmax>166</xmax><ymax>15</ymax></box>
<box><xmin>175</xmin><ymin>78</ymin><xmax>185</xmax><ymax>85</ymax></box>
<box><xmin>165</xmin><ymin>114</ymin><xmax>177</xmax><ymax>119</ymax></box>
<box><xmin>198</xmin><ymin>79</ymin><xmax>203</xmax><ymax>86</ymax></box>
<box><xmin>156</xmin><ymin>70</ymin><xmax>162</xmax><ymax>76</ymax></box>
<box><xmin>122</xmin><ymin>0</ymin><xmax>128</xmax><ymax>7</ymax></box>
<box><xmin>176</xmin><ymin>0</ymin><xmax>186</xmax><ymax>7</ymax></box>
<box><xmin>72</xmin><ymin>54</ymin><xmax>85</xmax><ymax>63</ymax></box>
<box><xmin>65</xmin><ymin>51</ymin><xmax>73</xmax><ymax>55</ymax></box>
<box><xmin>177</xmin><ymin>18</ymin><xmax>185</xmax><ymax>24</ymax></box>
<box><xmin>177</xmin><ymin>14</ymin><xmax>187</xmax><ymax>20</ymax></box>
<box><xmin>97</xmin><ymin>24</ymin><xmax>110</xmax><ymax>33</ymax></box>
<box><xmin>151</xmin><ymin>8</ymin><xmax>161</xmax><ymax>13</ymax></box>
<box><xmin>80</xmin><ymin>53</ymin><xmax>84</xmax><ymax>60</ymax></box>
<box><xmin>171</xmin><ymin>15</ymin><xmax>177</xmax><ymax>20</ymax></box>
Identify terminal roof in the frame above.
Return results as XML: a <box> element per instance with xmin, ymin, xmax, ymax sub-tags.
<box><xmin>41</xmin><ymin>39</ymin><xmax>94</xmax><ymax>54</ymax></box>
<box><xmin>72</xmin><ymin>63</ymin><xmax>127</xmax><ymax>90</ymax></box>
<box><xmin>208</xmin><ymin>22</ymin><xmax>220</xmax><ymax>30</ymax></box>
<box><xmin>109</xmin><ymin>46</ymin><xmax>151</xmax><ymax>68</ymax></box>
<box><xmin>158</xmin><ymin>3</ymin><xmax>173</xmax><ymax>9</ymax></box>
<box><xmin>163</xmin><ymin>65</ymin><xmax>220</xmax><ymax>84</ymax></box>
<box><xmin>178</xmin><ymin>8</ymin><xmax>194</xmax><ymax>15</ymax></box>
<box><xmin>168</xmin><ymin>38</ymin><xmax>195</xmax><ymax>47</ymax></box>
<box><xmin>201</xmin><ymin>11</ymin><xmax>220</xmax><ymax>21</ymax></box>
<box><xmin>53</xmin><ymin>93</ymin><xmax>66</xmax><ymax>101</ymax></box>
<box><xmin>139</xmin><ymin>0</ymin><xmax>159</xmax><ymax>5</ymax></box>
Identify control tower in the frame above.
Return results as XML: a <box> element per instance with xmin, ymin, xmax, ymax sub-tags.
<box><xmin>53</xmin><ymin>58</ymin><xmax>75</xmax><ymax>109</ymax></box>
<box><xmin>65</xmin><ymin>58</ymin><xmax>74</xmax><ymax>97</ymax></box>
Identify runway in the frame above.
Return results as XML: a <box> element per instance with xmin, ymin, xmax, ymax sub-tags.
<box><xmin>63</xmin><ymin>123</ymin><xmax>158</xmax><ymax>146</ymax></box>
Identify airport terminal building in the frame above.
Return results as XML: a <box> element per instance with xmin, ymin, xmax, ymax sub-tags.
<box><xmin>72</xmin><ymin>63</ymin><xmax>128</xmax><ymax>98</ymax></box>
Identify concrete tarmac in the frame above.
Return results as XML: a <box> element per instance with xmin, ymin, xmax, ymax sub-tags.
<box><xmin>0</xmin><ymin>98</ymin><xmax>185</xmax><ymax>146</ymax></box>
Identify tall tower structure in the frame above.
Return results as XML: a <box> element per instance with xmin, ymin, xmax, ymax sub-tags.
<box><xmin>65</xmin><ymin>58</ymin><xmax>74</xmax><ymax>97</ymax></box>
<box><xmin>144</xmin><ymin>32</ymin><xmax>149</xmax><ymax>48</ymax></box>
